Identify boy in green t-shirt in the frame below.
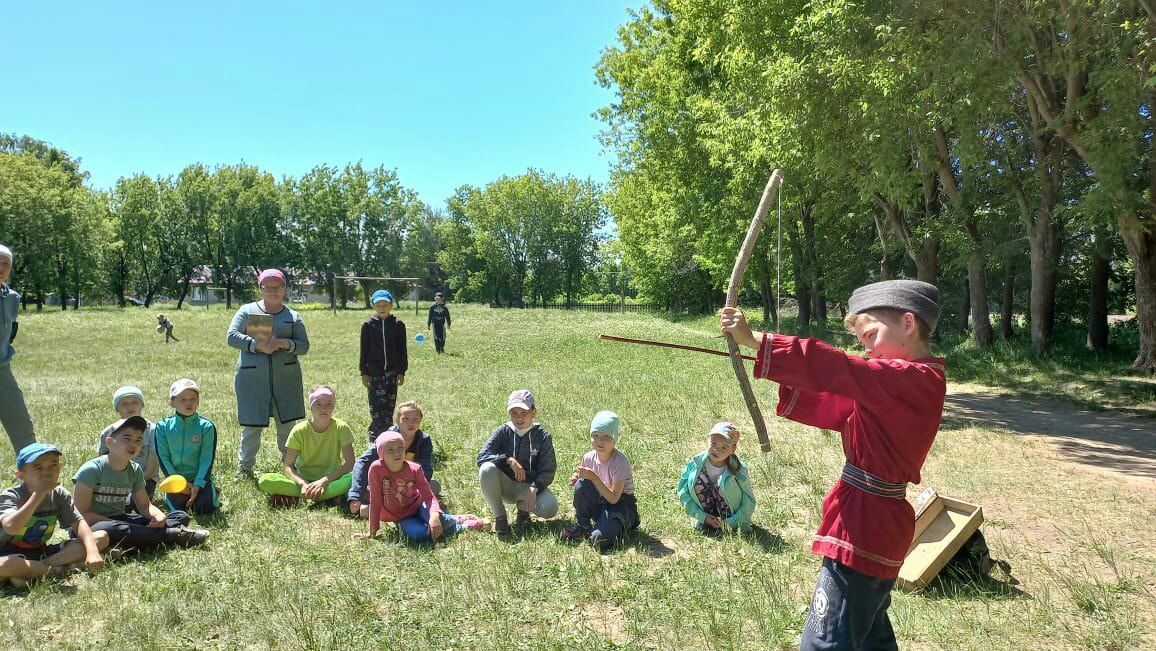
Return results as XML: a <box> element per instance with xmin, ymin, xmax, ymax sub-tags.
<box><xmin>257</xmin><ymin>385</ymin><xmax>355</xmax><ymax>507</ymax></box>
<box><xmin>0</xmin><ymin>443</ymin><xmax>108</xmax><ymax>588</ymax></box>
<box><xmin>74</xmin><ymin>415</ymin><xmax>209</xmax><ymax>552</ymax></box>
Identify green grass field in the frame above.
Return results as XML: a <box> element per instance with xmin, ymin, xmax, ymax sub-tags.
<box><xmin>1</xmin><ymin>305</ymin><xmax>1153</xmax><ymax>650</ymax></box>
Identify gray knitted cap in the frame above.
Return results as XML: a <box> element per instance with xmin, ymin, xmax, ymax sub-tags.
<box><xmin>848</xmin><ymin>280</ymin><xmax>940</xmax><ymax>333</ymax></box>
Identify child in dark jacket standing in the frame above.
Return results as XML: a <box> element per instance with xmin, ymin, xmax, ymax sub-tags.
<box><xmin>720</xmin><ymin>279</ymin><xmax>945</xmax><ymax>651</ymax></box>
<box><xmin>476</xmin><ymin>390</ymin><xmax>558</xmax><ymax>533</ymax></box>
<box><xmin>426</xmin><ymin>292</ymin><xmax>451</xmax><ymax>354</ymax></box>
<box><xmin>360</xmin><ymin>290</ymin><xmax>408</xmax><ymax>435</ymax></box>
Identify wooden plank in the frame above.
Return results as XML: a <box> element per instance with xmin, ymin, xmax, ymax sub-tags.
<box><xmin>897</xmin><ymin>494</ymin><xmax>984</xmax><ymax>591</ymax></box>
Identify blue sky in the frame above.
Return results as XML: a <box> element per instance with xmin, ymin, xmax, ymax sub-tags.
<box><xmin>1</xmin><ymin>2</ymin><xmax>637</xmax><ymax>208</ymax></box>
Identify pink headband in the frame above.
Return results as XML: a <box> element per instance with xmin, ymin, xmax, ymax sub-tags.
<box><xmin>308</xmin><ymin>386</ymin><xmax>335</xmax><ymax>407</ymax></box>
<box><xmin>257</xmin><ymin>269</ymin><xmax>285</xmax><ymax>286</ymax></box>
<box><xmin>375</xmin><ymin>430</ymin><xmax>405</xmax><ymax>458</ymax></box>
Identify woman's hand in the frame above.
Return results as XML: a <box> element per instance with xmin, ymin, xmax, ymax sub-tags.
<box><xmin>429</xmin><ymin>513</ymin><xmax>444</xmax><ymax>540</ymax></box>
<box><xmin>576</xmin><ymin>466</ymin><xmax>598</xmax><ymax>482</ymax></box>
<box><xmin>361</xmin><ymin>374</ymin><xmax>372</xmax><ymax>389</ymax></box>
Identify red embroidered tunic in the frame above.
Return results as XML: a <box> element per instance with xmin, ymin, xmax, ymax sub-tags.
<box><xmin>755</xmin><ymin>334</ymin><xmax>946</xmax><ymax>579</ymax></box>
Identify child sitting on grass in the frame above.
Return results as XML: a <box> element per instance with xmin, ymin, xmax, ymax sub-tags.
<box><xmin>74</xmin><ymin>416</ymin><xmax>209</xmax><ymax>550</ymax></box>
<box><xmin>348</xmin><ymin>400</ymin><xmax>437</xmax><ymax>518</ymax></box>
<box><xmin>360</xmin><ymin>431</ymin><xmax>485</xmax><ymax>543</ymax></box>
<box><xmin>677</xmin><ymin>422</ymin><xmax>756</xmax><ymax>534</ymax></box>
<box><xmin>258</xmin><ymin>385</ymin><xmax>355</xmax><ymax>507</ymax></box>
<box><xmin>719</xmin><ymin>279</ymin><xmax>946</xmax><ymax>650</ymax></box>
<box><xmin>0</xmin><ymin>443</ymin><xmax>109</xmax><ymax>588</ymax></box>
<box><xmin>560</xmin><ymin>410</ymin><xmax>639</xmax><ymax>552</ymax></box>
<box><xmin>97</xmin><ymin>385</ymin><xmax>159</xmax><ymax>498</ymax></box>
<box><xmin>154</xmin><ymin>379</ymin><xmax>219</xmax><ymax>515</ymax></box>
<box><xmin>476</xmin><ymin>390</ymin><xmax>558</xmax><ymax>533</ymax></box>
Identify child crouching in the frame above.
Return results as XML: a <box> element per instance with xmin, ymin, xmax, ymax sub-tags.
<box><xmin>677</xmin><ymin>422</ymin><xmax>756</xmax><ymax>534</ymax></box>
<box><xmin>560</xmin><ymin>411</ymin><xmax>639</xmax><ymax>552</ymax></box>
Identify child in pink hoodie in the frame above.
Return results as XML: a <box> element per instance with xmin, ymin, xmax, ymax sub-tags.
<box><xmin>363</xmin><ymin>431</ymin><xmax>485</xmax><ymax>542</ymax></box>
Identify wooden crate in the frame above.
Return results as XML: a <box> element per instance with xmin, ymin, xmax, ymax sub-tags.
<box><xmin>896</xmin><ymin>491</ymin><xmax>984</xmax><ymax>591</ymax></box>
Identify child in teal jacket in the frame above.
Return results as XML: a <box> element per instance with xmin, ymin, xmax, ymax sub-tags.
<box><xmin>677</xmin><ymin>422</ymin><xmax>756</xmax><ymax>533</ymax></box>
<box><xmin>154</xmin><ymin>379</ymin><xmax>219</xmax><ymax>515</ymax></box>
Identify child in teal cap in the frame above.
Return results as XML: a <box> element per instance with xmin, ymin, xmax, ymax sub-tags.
<box><xmin>560</xmin><ymin>410</ymin><xmax>639</xmax><ymax>552</ymax></box>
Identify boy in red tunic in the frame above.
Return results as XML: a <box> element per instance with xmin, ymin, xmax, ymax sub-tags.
<box><xmin>720</xmin><ymin>280</ymin><xmax>945</xmax><ymax>651</ymax></box>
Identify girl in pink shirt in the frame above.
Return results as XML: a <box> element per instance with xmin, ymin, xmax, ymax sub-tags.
<box><xmin>560</xmin><ymin>411</ymin><xmax>639</xmax><ymax>552</ymax></box>
<box><xmin>361</xmin><ymin>431</ymin><xmax>485</xmax><ymax>542</ymax></box>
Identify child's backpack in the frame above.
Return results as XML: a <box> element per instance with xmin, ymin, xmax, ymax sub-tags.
<box><xmin>942</xmin><ymin>530</ymin><xmax>1015</xmax><ymax>584</ymax></box>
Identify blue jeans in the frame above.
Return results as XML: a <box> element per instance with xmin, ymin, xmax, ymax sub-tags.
<box><xmin>573</xmin><ymin>479</ymin><xmax>639</xmax><ymax>552</ymax></box>
<box><xmin>397</xmin><ymin>503</ymin><xmax>461</xmax><ymax>543</ymax></box>
<box><xmin>800</xmin><ymin>558</ymin><xmax>898</xmax><ymax>651</ymax></box>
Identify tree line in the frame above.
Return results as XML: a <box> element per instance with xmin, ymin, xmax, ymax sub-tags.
<box><xmin>0</xmin><ymin>134</ymin><xmax>607</xmax><ymax>310</ymax></box>
<box><xmin>596</xmin><ymin>0</ymin><xmax>1153</xmax><ymax>371</ymax></box>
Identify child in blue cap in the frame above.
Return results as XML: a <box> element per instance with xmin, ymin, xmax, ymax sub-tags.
<box><xmin>0</xmin><ymin>443</ymin><xmax>109</xmax><ymax>587</ymax></box>
<box><xmin>360</xmin><ymin>289</ymin><xmax>408</xmax><ymax>437</ymax></box>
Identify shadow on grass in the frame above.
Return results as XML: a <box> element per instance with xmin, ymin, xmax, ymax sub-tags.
<box><xmin>941</xmin><ymin>391</ymin><xmax>1156</xmax><ymax>480</ymax></box>
<box><xmin>497</xmin><ymin>518</ymin><xmax>569</xmax><ymax>543</ymax></box>
<box><xmin>915</xmin><ymin>571</ymin><xmax>1029</xmax><ymax>602</ymax></box>
<box><xmin>624</xmin><ymin>529</ymin><xmax>677</xmax><ymax>558</ymax></box>
<box><xmin>745</xmin><ymin>525</ymin><xmax>788</xmax><ymax>553</ymax></box>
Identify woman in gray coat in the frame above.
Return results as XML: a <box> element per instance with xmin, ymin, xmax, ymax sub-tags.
<box><xmin>226</xmin><ymin>269</ymin><xmax>310</xmax><ymax>475</ymax></box>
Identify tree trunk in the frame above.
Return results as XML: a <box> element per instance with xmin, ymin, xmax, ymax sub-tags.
<box><xmin>1087</xmin><ymin>237</ymin><xmax>1110</xmax><ymax>352</ymax></box>
<box><xmin>959</xmin><ymin>275</ymin><xmax>971</xmax><ymax>333</ymax></box>
<box><xmin>58</xmin><ymin>261</ymin><xmax>68</xmax><ymax>311</ymax></box>
<box><xmin>871</xmin><ymin>211</ymin><xmax>893</xmax><ymax>280</ymax></box>
<box><xmin>1000</xmin><ymin>263</ymin><xmax>1015</xmax><ymax>339</ymax></box>
<box><xmin>177</xmin><ymin>275</ymin><xmax>191</xmax><ymax>309</ymax></box>
<box><xmin>1028</xmin><ymin>238</ymin><xmax>1060</xmax><ymax>354</ymax></box>
<box><xmin>226</xmin><ymin>276</ymin><xmax>234</xmax><ymax>309</ymax></box>
<box><xmin>967</xmin><ymin>250</ymin><xmax>993</xmax><ymax>346</ymax></box>
<box><xmin>1121</xmin><ymin>224</ymin><xmax>1156</xmax><ymax>373</ymax></box>
<box><xmin>802</xmin><ymin>203</ymin><xmax>826</xmax><ymax>323</ymax></box>
<box><xmin>787</xmin><ymin>216</ymin><xmax>810</xmax><ymax>329</ymax></box>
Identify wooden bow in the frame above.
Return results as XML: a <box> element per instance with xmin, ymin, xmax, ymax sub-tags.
<box><xmin>727</xmin><ymin>170</ymin><xmax>785</xmax><ymax>453</ymax></box>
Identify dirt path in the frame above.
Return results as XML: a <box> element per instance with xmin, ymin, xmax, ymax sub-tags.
<box><xmin>944</xmin><ymin>386</ymin><xmax>1156</xmax><ymax>484</ymax></box>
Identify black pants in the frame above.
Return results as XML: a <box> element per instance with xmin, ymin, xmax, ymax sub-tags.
<box><xmin>367</xmin><ymin>375</ymin><xmax>398</xmax><ymax>435</ymax></box>
<box><xmin>573</xmin><ymin>479</ymin><xmax>639</xmax><ymax>552</ymax></box>
<box><xmin>165</xmin><ymin>478</ymin><xmax>218</xmax><ymax>515</ymax></box>
<box><xmin>432</xmin><ymin>323</ymin><xmax>447</xmax><ymax>354</ymax></box>
<box><xmin>800</xmin><ymin>558</ymin><xmax>898</xmax><ymax>651</ymax></box>
<box><xmin>91</xmin><ymin>511</ymin><xmax>192</xmax><ymax>549</ymax></box>
<box><xmin>165</xmin><ymin>326</ymin><xmax>179</xmax><ymax>343</ymax></box>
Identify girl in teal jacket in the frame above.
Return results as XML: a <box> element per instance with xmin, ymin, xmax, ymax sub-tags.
<box><xmin>677</xmin><ymin>422</ymin><xmax>756</xmax><ymax>532</ymax></box>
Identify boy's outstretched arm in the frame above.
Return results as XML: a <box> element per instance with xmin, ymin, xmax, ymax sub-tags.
<box><xmin>718</xmin><ymin>307</ymin><xmax>765</xmax><ymax>351</ymax></box>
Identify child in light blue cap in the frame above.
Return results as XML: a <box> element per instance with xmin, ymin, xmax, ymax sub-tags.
<box><xmin>560</xmin><ymin>410</ymin><xmax>639</xmax><ymax>552</ymax></box>
<box><xmin>97</xmin><ymin>386</ymin><xmax>159</xmax><ymax>498</ymax></box>
<box><xmin>360</xmin><ymin>289</ymin><xmax>407</xmax><ymax>436</ymax></box>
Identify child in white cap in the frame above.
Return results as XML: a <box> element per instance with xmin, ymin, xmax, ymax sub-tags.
<box><xmin>97</xmin><ymin>386</ymin><xmax>158</xmax><ymax>498</ymax></box>
<box><xmin>676</xmin><ymin>422</ymin><xmax>756</xmax><ymax>534</ymax></box>
<box><xmin>560</xmin><ymin>410</ymin><xmax>639</xmax><ymax>552</ymax></box>
<box><xmin>153</xmin><ymin>379</ymin><xmax>220</xmax><ymax>515</ymax></box>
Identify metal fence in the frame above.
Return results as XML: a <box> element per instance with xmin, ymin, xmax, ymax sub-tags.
<box><xmin>532</xmin><ymin>302</ymin><xmax>664</xmax><ymax>314</ymax></box>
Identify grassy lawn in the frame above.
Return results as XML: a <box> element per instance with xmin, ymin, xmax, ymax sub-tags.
<box><xmin>1</xmin><ymin>305</ymin><xmax>1153</xmax><ymax>650</ymax></box>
